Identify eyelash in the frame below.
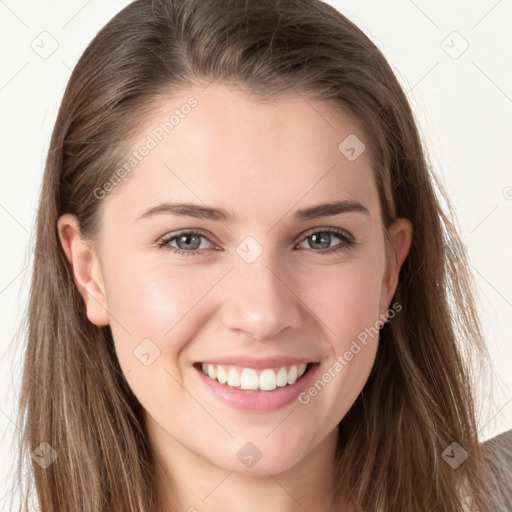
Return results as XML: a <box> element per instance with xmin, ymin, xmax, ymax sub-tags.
<box><xmin>156</xmin><ymin>228</ymin><xmax>355</xmax><ymax>257</ymax></box>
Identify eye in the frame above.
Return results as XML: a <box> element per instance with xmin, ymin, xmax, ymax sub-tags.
<box><xmin>296</xmin><ymin>228</ymin><xmax>354</xmax><ymax>254</ymax></box>
<box><xmin>157</xmin><ymin>228</ymin><xmax>355</xmax><ymax>256</ymax></box>
<box><xmin>157</xmin><ymin>230</ymin><xmax>216</xmax><ymax>256</ymax></box>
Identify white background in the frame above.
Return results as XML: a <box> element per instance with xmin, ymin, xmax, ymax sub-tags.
<box><xmin>1</xmin><ymin>0</ymin><xmax>511</xmax><ymax>507</ymax></box>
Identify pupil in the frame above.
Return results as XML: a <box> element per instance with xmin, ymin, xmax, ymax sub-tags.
<box><xmin>311</xmin><ymin>233</ymin><xmax>330</xmax><ymax>250</ymax></box>
<box><xmin>179</xmin><ymin>234</ymin><xmax>199</xmax><ymax>250</ymax></box>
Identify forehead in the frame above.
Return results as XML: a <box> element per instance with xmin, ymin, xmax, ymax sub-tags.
<box><xmin>104</xmin><ymin>83</ymin><xmax>380</xmax><ymax>225</ymax></box>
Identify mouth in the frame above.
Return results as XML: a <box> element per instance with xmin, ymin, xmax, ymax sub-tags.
<box><xmin>194</xmin><ymin>361</ymin><xmax>315</xmax><ymax>392</ymax></box>
<box><xmin>192</xmin><ymin>355</ymin><xmax>320</xmax><ymax>411</ymax></box>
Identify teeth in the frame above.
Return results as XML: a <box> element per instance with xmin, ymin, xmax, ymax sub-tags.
<box><xmin>227</xmin><ymin>368</ymin><xmax>241</xmax><ymax>387</ymax></box>
<box><xmin>276</xmin><ymin>367</ymin><xmax>288</xmax><ymax>387</ymax></box>
<box><xmin>287</xmin><ymin>365</ymin><xmax>298</xmax><ymax>385</ymax></box>
<box><xmin>217</xmin><ymin>366</ymin><xmax>227</xmax><ymax>384</ymax></box>
<box><xmin>240</xmin><ymin>368</ymin><xmax>259</xmax><ymax>390</ymax></box>
<box><xmin>259</xmin><ymin>369</ymin><xmax>277</xmax><ymax>391</ymax></box>
<box><xmin>201</xmin><ymin>363</ymin><xmax>309</xmax><ymax>391</ymax></box>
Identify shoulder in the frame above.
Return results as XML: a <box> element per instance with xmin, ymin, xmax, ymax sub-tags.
<box><xmin>482</xmin><ymin>429</ymin><xmax>512</xmax><ymax>511</ymax></box>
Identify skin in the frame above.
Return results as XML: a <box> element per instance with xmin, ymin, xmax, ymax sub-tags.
<box><xmin>58</xmin><ymin>83</ymin><xmax>412</xmax><ymax>512</ymax></box>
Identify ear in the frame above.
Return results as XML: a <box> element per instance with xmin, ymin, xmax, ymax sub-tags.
<box><xmin>57</xmin><ymin>214</ymin><xmax>110</xmax><ymax>326</ymax></box>
<box><xmin>379</xmin><ymin>218</ymin><xmax>413</xmax><ymax>319</ymax></box>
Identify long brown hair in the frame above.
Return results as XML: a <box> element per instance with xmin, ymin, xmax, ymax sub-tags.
<box><xmin>11</xmin><ymin>0</ymin><xmax>500</xmax><ymax>510</ymax></box>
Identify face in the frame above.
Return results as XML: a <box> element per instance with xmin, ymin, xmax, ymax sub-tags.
<box><xmin>59</xmin><ymin>83</ymin><xmax>411</xmax><ymax>481</ymax></box>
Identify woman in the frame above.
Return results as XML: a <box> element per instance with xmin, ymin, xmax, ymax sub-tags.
<box><xmin>13</xmin><ymin>0</ymin><xmax>509</xmax><ymax>510</ymax></box>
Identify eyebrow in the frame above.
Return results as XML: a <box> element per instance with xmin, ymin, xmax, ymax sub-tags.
<box><xmin>136</xmin><ymin>199</ymin><xmax>370</xmax><ymax>223</ymax></box>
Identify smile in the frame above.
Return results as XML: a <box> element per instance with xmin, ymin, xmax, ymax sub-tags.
<box><xmin>193</xmin><ymin>358</ymin><xmax>319</xmax><ymax>412</ymax></box>
<box><xmin>199</xmin><ymin>362</ymin><xmax>310</xmax><ymax>391</ymax></box>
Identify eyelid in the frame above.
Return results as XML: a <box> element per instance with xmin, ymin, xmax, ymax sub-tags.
<box><xmin>299</xmin><ymin>225</ymin><xmax>354</xmax><ymax>243</ymax></box>
<box><xmin>157</xmin><ymin>228</ymin><xmax>218</xmax><ymax>249</ymax></box>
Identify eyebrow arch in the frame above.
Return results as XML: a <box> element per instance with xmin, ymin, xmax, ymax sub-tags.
<box><xmin>295</xmin><ymin>200</ymin><xmax>369</xmax><ymax>220</ymax></box>
<box><xmin>136</xmin><ymin>199</ymin><xmax>370</xmax><ymax>223</ymax></box>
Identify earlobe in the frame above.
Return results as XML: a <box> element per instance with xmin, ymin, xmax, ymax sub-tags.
<box><xmin>57</xmin><ymin>214</ymin><xmax>110</xmax><ymax>326</ymax></box>
<box><xmin>379</xmin><ymin>218</ymin><xmax>413</xmax><ymax>318</ymax></box>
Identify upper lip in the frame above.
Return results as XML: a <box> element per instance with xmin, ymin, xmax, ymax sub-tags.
<box><xmin>196</xmin><ymin>356</ymin><xmax>317</xmax><ymax>369</ymax></box>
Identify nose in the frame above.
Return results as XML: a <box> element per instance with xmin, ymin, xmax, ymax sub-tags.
<box><xmin>218</xmin><ymin>253</ymin><xmax>304</xmax><ymax>341</ymax></box>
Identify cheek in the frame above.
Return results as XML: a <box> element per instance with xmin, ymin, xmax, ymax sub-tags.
<box><xmin>306</xmin><ymin>258</ymin><xmax>385</xmax><ymax>346</ymax></box>
<box><xmin>103</xmin><ymin>260</ymin><xmax>220</xmax><ymax>419</ymax></box>
<box><xmin>297</xmin><ymin>259</ymin><xmax>383</xmax><ymax>413</ymax></box>
<box><xmin>296</xmin><ymin>286</ymin><xmax>381</xmax><ymax>432</ymax></box>
<box><xmin>102</xmin><ymin>257</ymin><xmax>216</xmax><ymax>370</ymax></box>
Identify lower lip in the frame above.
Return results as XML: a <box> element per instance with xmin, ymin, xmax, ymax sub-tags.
<box><xmin>195</xmin><ymin>363</ymin><xmax>319</xmax><ymax>412</ymax></box>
